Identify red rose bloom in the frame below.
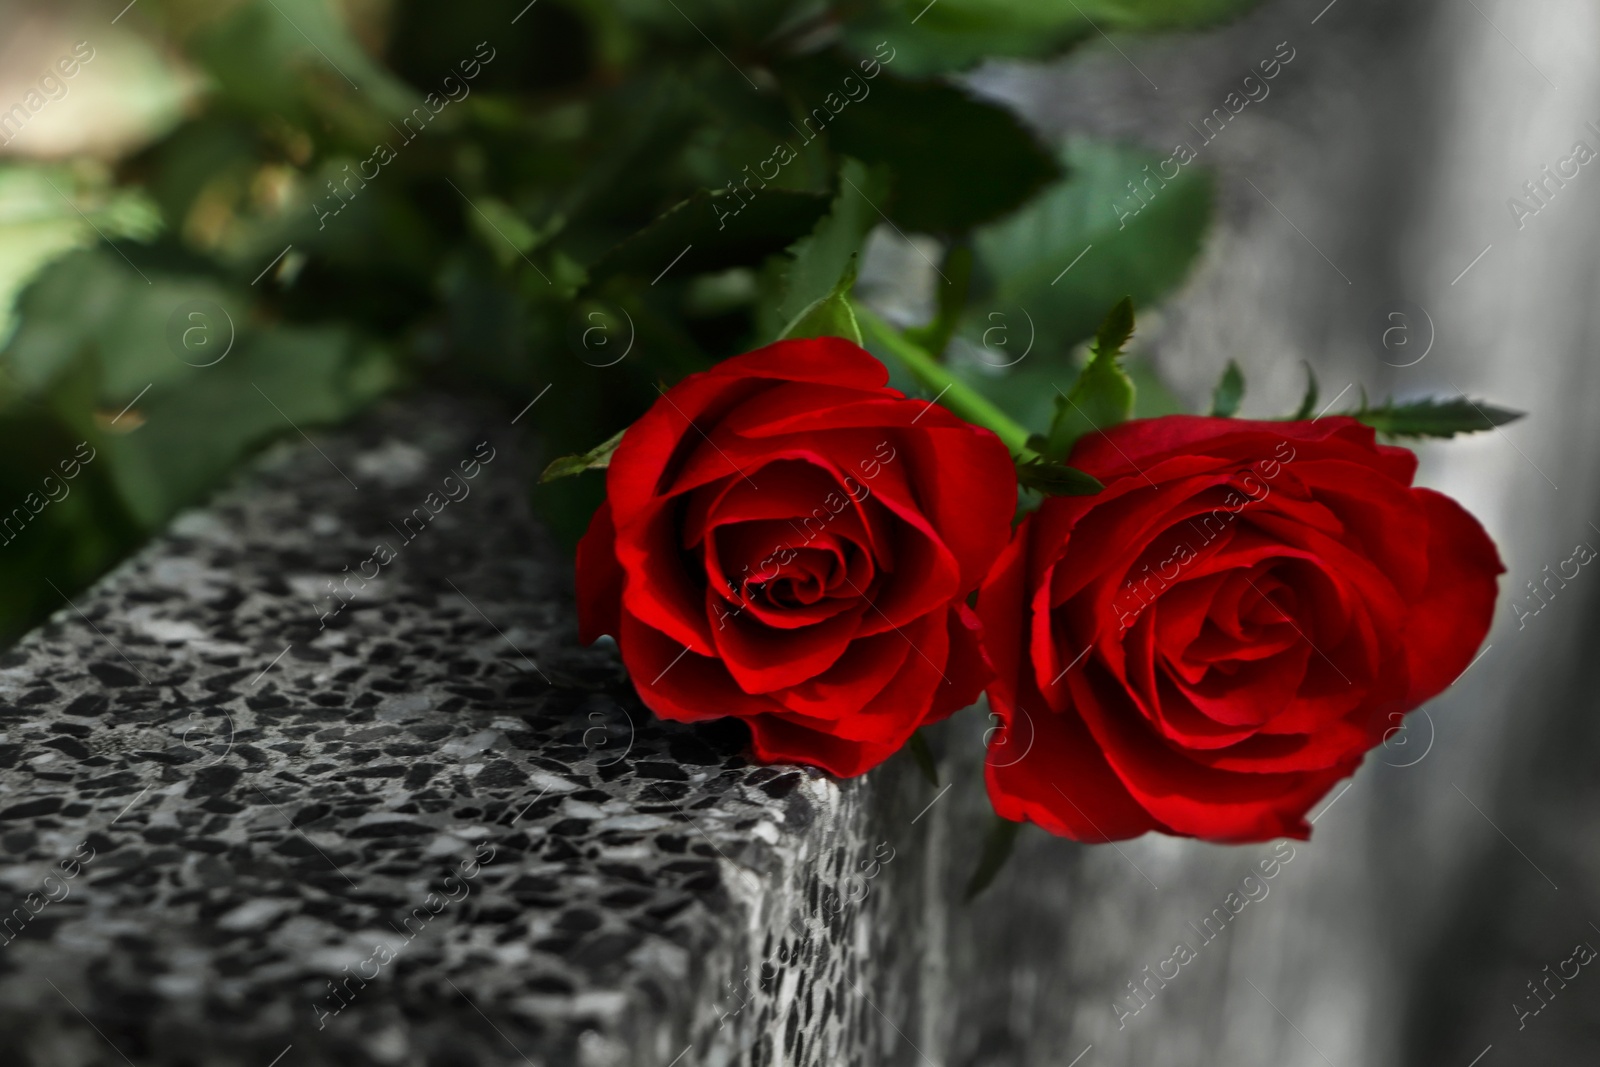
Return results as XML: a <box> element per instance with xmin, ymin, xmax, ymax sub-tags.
<box><xmin>978</xmin><ymin>415</ymin><xmax>1502</xmax><ymax>842</ymax></box>
<box><xmin>577</xmin><ymin>338</ymin><xmax>1016</xmax><ymax>777</ymax></box>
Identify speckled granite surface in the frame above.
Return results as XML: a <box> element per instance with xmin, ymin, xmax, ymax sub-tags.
<box><xmin>0</xmin><ymin>399</ymin><xmax>949</xmax><ymax>1067</ymax></box>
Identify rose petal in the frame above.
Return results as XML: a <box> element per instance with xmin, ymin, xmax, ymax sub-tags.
<box><xmin>1398</xmin><ymin>488</ymin><xmax>1504</xmax><ymax>703</ymax></box>
<box><xmin>576</xmin><ymin>500</ymin><xmax>625</xmax><ymax>644</ymax></box>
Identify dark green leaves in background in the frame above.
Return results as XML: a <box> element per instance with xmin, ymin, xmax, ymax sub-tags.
<box><xmin>772</xmin><ymin>161</ymin><xmax>888</xmax><ymax>332</ymax></box>
<box><xmin>780</xmin><ymin>61</ymin><xmax>1061</xmax><ymax>232</ymax></box>
<box><xmin>909</xmin><ymin>139</ymin><xmax>1209</xmax><ymax>442</ymax></box>
<box><xmin>0</xmin><ymin>0</ymin><xmax>1260</xmax><ymax>643</ymax></box>
<box><xmin>846</xmin><ymin>0</ymin><xmax>1273</xmax><ymax>77</ymax></box>
<box><xmin>590</xmin><ymin>189</ymin><xmax>833</xmax><ymax>283</ymax></box>
<box><xmin>969</xmin><ymin>140</ymin><xmax>1212</xmax><ymax>361</ymax></box>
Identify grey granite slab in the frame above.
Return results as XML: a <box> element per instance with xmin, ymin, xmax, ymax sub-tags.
<box><xmin>0</xmin><ymin>399</ymin><xmax>947</xmax><ymax>1067</ymax></box>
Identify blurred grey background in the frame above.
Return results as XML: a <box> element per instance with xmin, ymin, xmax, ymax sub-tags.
<box><xmin>946</xmin><ymin>0</ymin><xmax>1600</xmax><ymax>1063</ymax></box>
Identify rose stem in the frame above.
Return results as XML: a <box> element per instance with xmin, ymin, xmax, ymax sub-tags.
<box><xmin>854</xmin><ymin>303</ymin><xmax>1034</xmax><ymax>456</ymax></box>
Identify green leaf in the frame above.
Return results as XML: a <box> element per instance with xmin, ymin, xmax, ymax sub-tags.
<box><xmin>935</xmin><ymin>0</ymin><xmax>1274</xmax><ymax>33</ymax></box>
<box><xmin>1016</xmin><ymin>457</ymin><xmax>1105</xmax><ymax>496</ymax></box>
<box><xmin>841</xmin><ymin>16</ymin><xmax>1076</xmax><ymax>77</ymax></box>
<box><xmin>595</xmin><ymin>0</ymin><xmax>798</xmax><ymax>45</ymax></box>
<box><xmin>907</xmin><ymin>730</ymin><xmax>939</xmax><ymax>787</ymax></box>
<box><xmin>462</xmin><ymin>196</ymin><xmax>544</xmax><ymax>270</ymax></box>
<box><xmin>1347</xmin><ymin>396</ymin><xmax>1525</xmax><ymax>439</ymax></box>
<box><xmin>967</xmin><ymin>139</ymin><xmax>1212</xmax><ymax>358</ymax></box>
<box><xmin>1210</xmin><ymin>359</ymin><xmax>1244</xmax><ymax>417</ymax></box>
<box><xmin>779</xmin><ymin>255</ymin><xmax>862</xmax><ymax>345</ymax></box>
<box><xmin>88</xmin><ymin>326</ymin><xmax>393</xmax><ymax>530</ymax></box>
<box><xmin>845</xmin><ymin>0</ymin><xmax>1276</xmax><ymax>76</ymax></box>
<box><xmin>1041</xmin><ymin>297</ymin><xmax>1137</xmax><ymax>461</ymax></box>
<box><xmin>934</xmin><ymin>351</ymin><xmax>1179</xmax><ymax>448</ymax></box>
<box><xmin>1291</xmin><ymin>362</ymin><xmax>1319</xmax><ymax>420</ymax></box>
<box><xmin>0</xmin><ymin>167</ymin><xmax>161</xmax><ymax>352</ymax></box>
<box><xmin>4</xmin><ymin>326</ymin><xmax>390</xmax><ymax>543</ymax></box>
<box><xmin>965</xmin><ymin>816</ymin><xmax>1023</xmax><ymax>902</ymax></box>
<box><xmin>588</xmin><ymin>188</ymin><xmax>832</xmax><ymax>283</ymax></box>
<box><xmin>783</xmin><ymin>60</ymin><xmax>1060</xmax><ymax>232</ymax></box>
<box><xmin>191</xmin><ymin>0</ymin><xmax>420</xmax><ymax>121</ymax></box>
<box><xmin>540</xmin><ymin>426</ymin><xmax>628</xmax><ymax>483</ymax></box>
<box><xmin>770</xmin><ymin>158</ymin><xmax>888</xmax><ymax>334</ymax></box>
<box><xmin>3</xmin><ymin>251</ymin><xmax>242</xmax><ymax>403</ymax></box>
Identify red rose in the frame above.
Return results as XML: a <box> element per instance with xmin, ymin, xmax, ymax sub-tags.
<box><xmin>577</xmin><ymin>338</ymin><xmax>1016</xmax><ymax>777</ymax></box>
<box><xmin>978</xmin><ymin>416</ymin><xmax>1502</xmax><ymax>842</ymax></box>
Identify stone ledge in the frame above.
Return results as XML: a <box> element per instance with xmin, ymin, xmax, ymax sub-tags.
<box><xmin>0</xmin><ymin>399</ymin><xmax>944</xmax><ymax>1067</ymax></box>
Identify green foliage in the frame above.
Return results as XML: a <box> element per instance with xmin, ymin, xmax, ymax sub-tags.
<box><xmin>770</xmin><ymin>159</ymin><xmax>888</xmax><ymax>334</ymax></box>
<box><xmin>1015</xmin><ymin>457</ymin><xmax>1105</xmax><ymax>496</ymax></box>
<box><xmin>1347</xmin><ymin>396</ymin><xmax>1524</xmax><ymax>439</ymax></box>
<box><xmin>6</xmin><ymin>251</ymin><xmax>393</xmax><ymax>530</ymax></box>
<box><xmin>779</xmin><ymin>255</ymin><xmax>862</xmax><ymax>345</ymax></box>
<box><xmin>1041</xmin><ymin>297</ymin><xmax>1138</xmax><ymax>461</ymax></box>
<box><xmin>541</xmin><ymin>426</ymin><xmax>628</xmax><ymax>483</ymax></box>
<box><xmin>6</xmin><ymin>252</ymin><xmax>237</xmax><ymax>401</ymax></box>
<box><xmin>0</xmin><ymin>166</ymin><xmax>161</xmax><ymax>349</ymax></box>
<box><xmin>188</xmin><ymin>0</ymin><xmax>420</xmax><ymax>121</ymax></box>
<box><xmin>845</xmin><ymin>0</ymin><xmax>1271</xmax><ymax>76</ymax></box>
<box><xmin>1291</xmin><ymin>362</ymin><xmax>1319</xmax><ymax>420</ymax></box>
<box><xmin>782</xmin><ymin>60</ymin><xmax>1062</xmax><ymax>231</ymax></box>
<box><xmin>590</xmin><ymin>188</ymin><xmax>833</xmax><ymax>282</ymax></box>
<box><xmin>95</xmin><ymin>326</ymin><xmax>394</xmax><ymax>528</ymax></box>
<box><xmin>0</xmin><ymin>411</ymin><xmax>144</xmax><ymax>641</ymax></box>
<box><xmin>968</xmin><ymin>139</ymin><xmax>1212</xmax><ymax>359</ymax></box>
<box><xmin>889</xmin><ymin>138</ymin><xmax>1208</xmax><ymax>442</ymax></box>
<box><xmin>1091</xmin><ymin>294</ymin><xmax>1136</xmax><ymax>356</ymax></box>
<box><xmin>937</xmin><ymin>350</ymin><xmax>1180</xmax><ymax>446</ymax></box>
<box><xmin>1210</xmin><ymin>359</ymin><xmax>1244</xmax><ymax>417</ymax></box>
<box><xmin>0</xmin><ymin>0</ymin><xmax>1257</xmax><ymax>642</ymax></box>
